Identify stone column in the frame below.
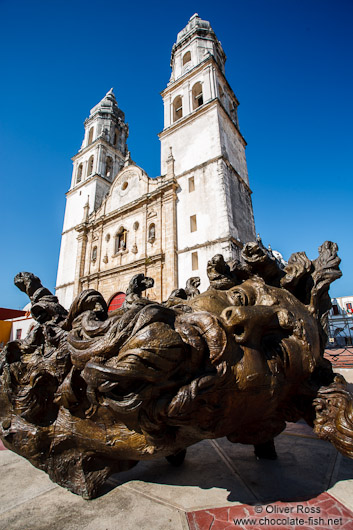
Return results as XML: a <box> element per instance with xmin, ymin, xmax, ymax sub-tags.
<box><xmin>74</xmin><ymin>226</ymin><xmax>88</xmax><ymax>297</ymax></box>
<box><xmin>97</xmin><ymin>144</ymin><xmax>104</xmax><ymax>175</ymax></box>
<box><xmin>166</xmin><ymin>148</ymin><xmax>175</xmax><ymax>179</ymax></box>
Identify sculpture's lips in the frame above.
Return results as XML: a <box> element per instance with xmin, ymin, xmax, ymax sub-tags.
<box><xmin>262</xmin><ymin>334</ymin><xmax>290</xmax><ymax>370</ymax></box>
<box><xmin>230</xmin><ymin>335</ymin><xmax>293</xmax><ymax>395</ymax></box>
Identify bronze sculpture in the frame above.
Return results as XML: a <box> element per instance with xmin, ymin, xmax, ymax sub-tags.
<box><xmin>1</xmin><ymin>240</ymin><xmax>352</xmax><ymax>499</ymax></box>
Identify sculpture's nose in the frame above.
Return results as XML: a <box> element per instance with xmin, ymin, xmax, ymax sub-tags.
<box><xmin>221</xmin><ymin>305</ymin><xmax>280</xmax><ymax>345</ymax></box>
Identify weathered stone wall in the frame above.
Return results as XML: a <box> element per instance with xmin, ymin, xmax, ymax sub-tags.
<box><xmin>221</xmin><ymin>160</ymin><xmax>256</xmax><ymax>244</ymax></box>
<box><xmin>175</xmin><ymin>158</ymin><xmax>248</xmax><ymax>292</ymax></box>
<box><xmin>218</xmin><ymin>109</ymin><xmax>249</xmax><ymax>186</ymax></box>
<box><xmin>161</xmin><ymin>103</ymin><xmax>221</xmax><ymax>176</ymax></box>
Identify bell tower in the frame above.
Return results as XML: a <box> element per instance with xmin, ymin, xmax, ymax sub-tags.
<box><xmin>56</xmin><ymin>89</ymin><xmax>128</xmax><ymax>308</ymax></box>
<box><xmin>159</xmin><ymin>14</ymin><xmax>256</xmax><ymax>290</ymax></box>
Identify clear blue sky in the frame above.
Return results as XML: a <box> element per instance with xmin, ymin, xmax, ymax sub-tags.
<box><xmin>1</xmin><ymin>0</ymin><xmax>352</xmax><ymax>309</ymax></box>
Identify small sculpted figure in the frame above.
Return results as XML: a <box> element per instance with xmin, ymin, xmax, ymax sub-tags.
<box><xmin>1</xmin><ymin>240</ymin><xmax>352</xmax><ymax>499</ymax></box>
<box><xmin>122</xmin><ymin>273</ymin><xmax>154</xmax><ymax>309</ymax></box>
<box><xmin>185</xmin><ymin>277</ymin><xmax>200</xmax><ymax>299</ymax></box>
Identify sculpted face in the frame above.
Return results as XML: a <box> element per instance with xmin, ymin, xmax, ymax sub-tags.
<box><xmin>172</xmin><ymin>277</ymin><xmax>322</xmax><ymax>443</ymax></box>
<box><xmin>221</xmin><ymin>278</ymin><xmax>321</xmax><ymax>389</ymax></box>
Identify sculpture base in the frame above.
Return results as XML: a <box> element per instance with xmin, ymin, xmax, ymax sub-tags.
<box><xmin>1</xmin><ymin>422</ymin><xmax>353</xmax><ymax>529</ymax></box>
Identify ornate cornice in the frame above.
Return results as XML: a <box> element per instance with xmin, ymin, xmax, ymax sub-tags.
<box><xmin>89</xmin><ymin>178</ymin><xmax>178</xmax><ymax>229</ymax></box>
<box><xmin>159</xmin><ymin>98</ymin><xmax>246</xmax><ymax>147</ymax></box>
<box><xmin>72</xmin><ymin>137</ymin><xmax>125</xmax><ymax>161</ymax></box>
<box><xmin>178</xmin><ymin>235</ymin><xmax>243</xmax><ymax>255</ymax></box>
<box><xmin>79</xmin><ymin>252</ymin><xmax>165</xmax><ymax>283</ymax></box>
<box><xmin>65</xmin><ymin>173</ymin><xmax>111</xmax><ymax>197</ymax></box>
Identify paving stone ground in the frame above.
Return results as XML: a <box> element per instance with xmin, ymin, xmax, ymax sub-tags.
<box><xmin>324</xmin><ymin>346</ymin><xmax>353</xmax><ymax>368</ymax></box>
<box><xmin>2</xmin><ymin>367</ymin><xmax>353</xmax><ymax>529</ymax></box>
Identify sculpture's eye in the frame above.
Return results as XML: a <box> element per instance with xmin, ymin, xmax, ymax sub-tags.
<box><xmin>228</xmin><ymin>289</ymin><xmax>249</xmax><ymax>307</ymax></box>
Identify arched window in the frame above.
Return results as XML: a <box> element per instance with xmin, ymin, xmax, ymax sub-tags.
<box><xmin>115</xmin><ymin>227</ymin><xmax>127</xmax><ymax>253</ymax></box>
<box><xmin>148</xmin><ymin>223</ymin><xmax>156</xmax><ymax>243</ymax></box>
<box><xmin>108</xmin><ymin>292</ymin><xmax>126</xmax><ymax>311</ymax></box>
<box><xmin>88</xmin><ymin>155</ymin><xmax>94</xmax><ymax>176</ymax></box>
<box><xmin>114</xmin><ymin>129</ymin><xmax>118</xmax><ymax>146</ymax></box>
<box><xmin>173</xmin><ymin>96</ymin><xmax>183</xmax><ymax>122</ymax></box>
<box><xmin>88</xmin><ymin>127</ymin><xmax>94</xmax><ymax>144</ymax></box>
<box><xmin>76</xmin><ymin>163</ymin><xmax>83</xmax><ymax>183</ymax></box>
<box><xmin>192</xmin><ymin>82</ymin><xmax>203</xmax><ymax>110</ymax></box>
<box><xmin>183</xmin><ymin>51</ymin><xmax>191</xmax><ymax>66</ymax></box>
<box><xmin>91</xmin><ymin>246</ymin><xmax>97</xmax><ymax>262</ymax></box>
<box><xmin>106</xmin><ymin>156</ymin><xmax>113</xmax><ymax>178</ymax></box>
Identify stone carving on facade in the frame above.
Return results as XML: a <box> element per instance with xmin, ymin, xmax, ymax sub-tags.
<box><xmin>124</xmin><ymin>151</ymin><xmax>132</xmax><ymax>167</ymax></box>
<box><xmin>114</xmin><ymin>227</ymin><xmax>127</xmax><ymax>253</ymax></box>
<box><xmin>147</xmin><ymin>210</ymin><xmax>157</xmax><ymax>219</ymax></box>
<box><xmin>100</xmin><ymin>128</ymin><xmax>110</xmax><ymax>142</ymax></box>
<box><xmin>1</xmin><ymin>241</ymin><xmax>352</xmax><ymax>500</ymax></box>
<box><xmin>148</xmin><ymin>223</ymin><xmax>156</xmax><ymax>244</ymax></box>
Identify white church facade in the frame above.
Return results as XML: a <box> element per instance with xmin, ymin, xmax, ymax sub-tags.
<box><xmin>55</xmin><ymin>14</ymin><xmax>256</xmax><ymax>310</ymax></box>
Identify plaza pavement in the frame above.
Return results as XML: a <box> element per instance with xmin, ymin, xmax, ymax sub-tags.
<box><xmin>1</xmin><ymin>367</ymin><xmax>353</xmax><ymax>530</ymax></box>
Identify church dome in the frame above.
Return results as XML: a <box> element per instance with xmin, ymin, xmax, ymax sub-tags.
<box><xmin>89</xmin><ymin>89</ymin><xmax>124</xmax><ymax>120</ymax></box>
<box><xmin>99</xmin><ymin>88</ymin><xmax>116</xmax><ymax>108</ymax></box>
<box><xmin>176</xmin><ymin>13</ymin><xmax>213</xmax><ymax>44</ymax></box>
<box><xmin>170</xmin><ymin>13</ymin><xmax>226</xmax><ymax>78</ymax></box>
